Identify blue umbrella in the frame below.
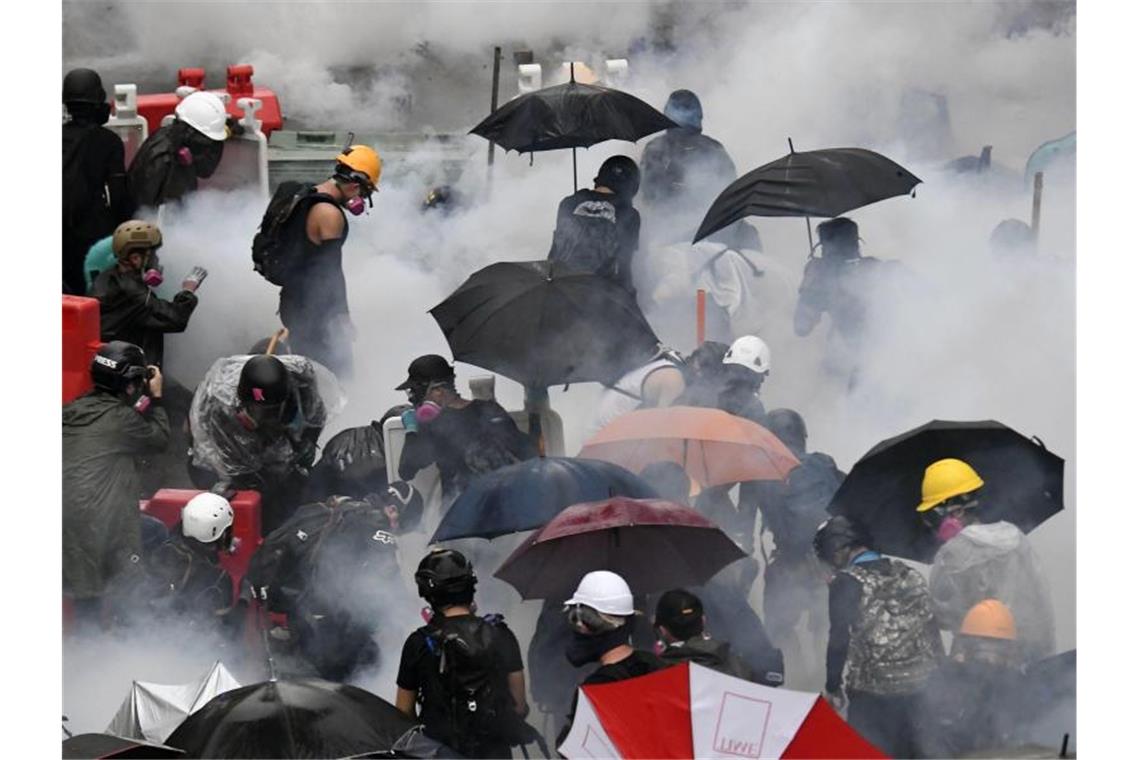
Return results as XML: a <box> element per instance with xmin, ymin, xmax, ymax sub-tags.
<box><xmin>430</xmin><ymin>457</ymin><xmax>659</xmax><ymax>542</ymax></box>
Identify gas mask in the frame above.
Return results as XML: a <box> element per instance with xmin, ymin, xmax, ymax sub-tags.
<box><xmin>937</xmin><ymin>516</ymin><xmax>966</xmax><ymax>543</ymax></box>
<box><xmin>137</xmin><ymin>249</ymin><xmax>164</xmax><ymax>288</ymax></box>
<box><xmin>415</xmin><ymin>401</ymin><xmax>442</xmax><ymax>425</ymax></box>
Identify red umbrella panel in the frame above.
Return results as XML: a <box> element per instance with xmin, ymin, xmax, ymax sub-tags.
<box><xmin>494</xmin><ymin>497</ymin><xmax>746</xmax><ymax>599</ymax></box>
<box><xmin>580</xmin><ymin>406</ymin><xmax>800</xmax><ymax>488</ymax></box>
<box><xmin>559</xmin><ymin>661</ymin><xmax>886</xmax><ymax>759</ymax></box>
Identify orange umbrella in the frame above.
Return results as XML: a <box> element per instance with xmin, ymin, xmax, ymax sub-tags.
<box><xmin>579</xmin><ymin>406</ymin><xmax>800</xmax><ymax>487</ymax></box>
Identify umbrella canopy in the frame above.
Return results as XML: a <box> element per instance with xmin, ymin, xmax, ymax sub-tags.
<box><xmin>164</xmin><ymin>678</ymin><xmax>414</xmax><ymax>759</ymax></box>
<box><xmin>62</xmin><ymin>734</ymin><xmax>183</xmax><ymax>759</ymax></box>
<box><xmin>107</xmin><ymin>661</ymin><xmax>241</xmax><ymax>744</ymax></box>
<box><xmin>430</xmin><ymin>260</ymin><xmax>661</xmax><ymax>389</ymax></box>
<box><xmin>495</xmin><ymin>496</ymin><xmax>746</xmax><ymax>599</ymax></box>
<box><xmin>560</xmin><ymin>661</ymin><xmax>886</xmax><ymax>759</ymax></box>
<box><xmin>827</xmin><ymin>420</ymin><xmax>1065</xmax><ymax>563</ymax></box>
<box><xmin>470</xmin><ymin>79</ymin><xmax>674</xmax><ymax>153</ymax></box>
<box><xmin>430</xmin><ymin>457</ymin><xmax>659</xmax><ymax>543</ymax></box>
<box><xmin>579</xmin><ymin>406</ymin><xmax>800</xmax><ymax>488</ymax></box>
<box><xmin>693</xmin><ymin>147</ymin><xmax>921</xmax><ymax>244</ymax></box>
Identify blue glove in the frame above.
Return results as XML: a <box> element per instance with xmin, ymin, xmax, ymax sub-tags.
<box><xmin>400</xmin><ymin>408</ymin><xmax>419</xmax><ymax>434</ymax></box>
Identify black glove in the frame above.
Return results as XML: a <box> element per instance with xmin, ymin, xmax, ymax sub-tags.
<box><xmin>296</xmin><ymin>438</ymin><xmax>318</xmax><ymax>470</ymax></box>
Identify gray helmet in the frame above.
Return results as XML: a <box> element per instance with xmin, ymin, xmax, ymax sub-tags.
<box><xmin>813</xmin><ymin>515</ymin><xmax>868</xmax><ymax>566</ymax></box>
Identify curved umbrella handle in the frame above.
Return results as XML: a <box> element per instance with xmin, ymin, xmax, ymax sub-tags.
<box><xmin>1032</xmin><ymin>435</ymin><xmax>1049</xmax><ymax>450</ymax></box>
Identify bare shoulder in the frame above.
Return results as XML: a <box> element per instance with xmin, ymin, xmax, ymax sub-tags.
<box><xmin>306</xmin><ymin>201</ymin><xmax>345</xmax><ymax>243</ymax></box>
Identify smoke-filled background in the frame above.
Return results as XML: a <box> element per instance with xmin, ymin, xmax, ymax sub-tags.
<box><xmin>62</xmin><ymin>0</ymin><xmax>1075</xmax><ymax>737</ymax></box>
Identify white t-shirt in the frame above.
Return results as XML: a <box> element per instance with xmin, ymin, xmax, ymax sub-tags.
<box><xmin>586</xmin><ymin>357</ymin><xmax>678</xmax><ymax>438</ymax></box>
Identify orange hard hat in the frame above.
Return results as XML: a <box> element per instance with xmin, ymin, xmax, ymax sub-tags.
<box><xmin>335</xmin><ymin>144</ymin><xmax>382</xmax><ymax>190</ymax></box>
<box><xmin>959</xmin><ymin>599</ymin><xmax>1017</xmax><ymax>641</ymax></box>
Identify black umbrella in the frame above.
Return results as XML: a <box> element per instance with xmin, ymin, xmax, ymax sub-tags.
<box><xmin>62</xmin><ymin>734</ymin><xmax>183</xmax><ymax>759</ymax></box>
<box><xmin>692</xmin><ymin>142</ymin><xmax>922</xmax><ymax>248</ymax></box>
<box><xmin>470</xmin><ymin>64</ymin><xmax>675</xmax><ymax>189</ymax></box>
<box><xmin>827</xmin><ymin>420</ymin><xmax>1065</xmax><ymax>563</ymax></box>
<box><xmin>431</xmin><ymin>260</ymin><xmax>660</xmax><ymax>390</ymax></box>
<box><xmin>431</xmin><ymin>457</ymin><xmax>659</xmax><ymax>542</ymax></box>
<box><xmin>164</xmin><ymin>678</ymin><xmax>414</xmax><ymax>759</ymax></box>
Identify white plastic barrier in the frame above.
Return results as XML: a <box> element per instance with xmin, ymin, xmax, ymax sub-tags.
<box><xmin>517</xmin><ymin>63</ymin><xmax>543</xmax><ymax>95</ymax></box>
<box><xmin>105</xmin><ymin>84</ymin><xmax>149</xmax><ymax>166</ymax></box>
<box><xmin>160</xmin><ymin>91</ymin><xmax>268</xmax><ymax>199</ymax></box>
<box><xmin>604</xmin><ymin>59</ymin><xmax>630</xmax><ymax>87</ymax></box>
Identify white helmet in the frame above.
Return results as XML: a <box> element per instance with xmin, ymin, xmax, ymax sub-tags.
<box><xmin>723</xmin><ymin>335</ymin><xmax>771</xmax><ymax>375</ymax></box>
<box><xmin>564</xmin><ymin>570</ymin><xmax>635</xmax><ymax>615</ymax></box>
<box><xmin>182</xmin><ymin>493</ymin><xmax>234</xmax><ymax>544</ymax></box>
<box><xmin>175</xmin><ymin>91</ymin><xmax>228</xmax><ymax>141</ymax></box>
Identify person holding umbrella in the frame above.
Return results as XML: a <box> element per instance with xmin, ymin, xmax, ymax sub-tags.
<box><xmin>814</xmin><ymin>515</ymin><xmax>943</xmax><ymax>758</ymax></box>
<box><xmin>547</xmin><ymin>155</ymin><xmax>642</xmax><ymax>295</ymax></box>
<box><xmin>918</xmin><ymin>457</ymin><xmax>1056</xmax><ymax>662</ymax></box>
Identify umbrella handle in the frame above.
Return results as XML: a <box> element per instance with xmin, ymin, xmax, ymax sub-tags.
<box><xmin>1032</xmin><ymin>435</ymin><xmax>1049</xmax><ymax>450</ymax></box>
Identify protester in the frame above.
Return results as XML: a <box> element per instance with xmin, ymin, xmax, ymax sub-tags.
<box><xmin>916</xmin><ymin>599</ymin><xmax>1028</xmax><ymax>757</ymax></box>
<box><xmin>396</xmin><ymin>549</ymin><xmax>530</xmax><ymax>759</ymax></box>
<box><xmin>396</xmin><ymin>354</ymin><xmax>537</xmax><ymax>504</ymax></box>
<box><xmin>63</xmin><ymin>342</ymin><xmax>169</xmax><ymax>626</ymax></box>
<box><xmin>918</xmin><ymin>457</ymin><xmax>1057</xmax><ymax>662</ymax></box>
<box><xmin>717</xmin><ymin>334</ymin><xmax>770</xmax><ymax>424</ymax></box>
<box><xmin>815</xmin><ymin>515</ymin><xmax>943</xmax><ymax>758</ymax></box>
<box><xmin>128</xmin><ymin>90</ymin><xmax>230</xmax><ymax>209</ymax></box>
<box><xmin>547</xmin><ymin>155</ymin><xmax>642</xmax><ymax>294</ymax></box>
<box><xmin>188</xmin><ymin>354</ymin><xmax>327</xmax><ymax>531</ymax></box>
<box><xmin>558</xmin><ymin>571</ymin><xmax>666</xmax><ymax>743</ymax></box>
<box><xmin>588</xmin><ymin>344</ymin><xmax>687</xmax><ymax>436</ymax></box>
<box><xmin>654</xmin><ymin>589</ymin><xmax>761</xmax><ymax>682</ymax></box>
<box><xmin>257</xmin><ymin>144</ymin><xmax>381</xmax><ymax>379</ymax></box>
<box><xmin>676</xmin><ymin>340</ymin><xmax>730</xmax><ymax>407</ymax></box>
<box><xmin>63</xmin><ymin>67</ymin><xmax>133</xmax><ymax>295</ymax></box>
<box><xmin>755</xmin><ymin>409</ymin><xmax>844</xmax><ymax>674</ymax></box>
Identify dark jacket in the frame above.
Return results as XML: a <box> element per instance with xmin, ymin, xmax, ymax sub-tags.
<box><xmin>128</xmin><ymin>121</ymin><xmax>223</xmax><ymax>209</ymax></box>
<box><xmin>661</xmin><ymin>636</ymin><xmax>755</xmax><ymax>681</ymax></box>
<box><xmin>91</xmin><ymin>266</ymin><xmax>198</xmax><ymax>367</ymax></box>
<box><xmin>547</xmin><ymin>188</ymin><xmax>640</xmax><ymax>292</ymax></box>
<box><xmin>916</xmin><ymin>660</ymin><xmax>1027</xmax><ymax>758</ymax></box>
<box><xmin>640</xmin><ymin>128</ymin><xmax>736</xmax><ymax>208</ymax></box>
<box><xmin>63</xmin><ymin>391</ymin><xmax>170</xmax><ymax>598</ymax></box>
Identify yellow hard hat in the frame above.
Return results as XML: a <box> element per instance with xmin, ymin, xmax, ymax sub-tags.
<box><xmin>335</xmin><ymin>144</ymin><xmax>382</xmax><ymax>190</ymax></box>
<box><xmin>959</xmin><ymin>599</ymin><xmax>1017</xmax><ymax>640</ymax></box>
<box><xmin>916</xmin><ymin>458</ymin><xmax>984</xmax><ymax>513</ymax></box>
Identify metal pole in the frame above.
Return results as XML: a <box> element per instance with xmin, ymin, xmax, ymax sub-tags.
<box><xmin>572</xmin><ymin>147</ymin><xmax>578</xmax><ymax>191</ymax></box>
<box><xmin>486</xmin><ymin>46</ymin><xmax>502</xmax><ymax>169</ymax></box>
<box><xmin>804</xmin><ymin>216</ymin><xmax>815</xmax><ymax>258</ymax></box>
<box><xmin>696</xmin><ymin>289</ymin><xmax>707</xmax><ymax>345</ymax></box>
<box><xmin>1031</xmin><ymin>171</ymin><xmax>1044</xmax><ymax>250</ymax></box>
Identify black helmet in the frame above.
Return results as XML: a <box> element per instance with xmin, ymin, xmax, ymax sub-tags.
<box><xmin>237</xmin><ymin>355</ymin><xmax>291</xmax><ymax>406</ymax></box>
<box><xmin>63</xmin><ymin>68</ymin><xmax>107</xmax><ymax>105</ymax></box>
<box><xmin>379</xmin><ymin>481</ymin><xmax>425</xmax><ymax>533</ymax></box>
<box><xmin>248</xmin><ymin>336</ymin><xmax>293</xmax><ymax>356</ymax></box>
<box><xmin>813</xmin><ymin>515</ymin><xmax>869</xmax><ymax>567</ymax></box>
<box><xmin>765</xmin><ymin>408</ymin><xmax>808</xmax><ymax>453</ymax></box>
<box><xmin>415</xmin><ymin>548</ymin><xmax>476</xmax><ymax>604</ymax></box>
<box><xmin>91</xmin><ymin>341</ymin><xmax>148</xmax><ymax>394</ymax></box>
<box><xmin>664</xmin><ymin>89</ymin><xmax>703</xmax><ymax>130</ymax></box>
<box><xmin>817</xmin><ymin>217</ymin><xmax>860</xmax><ymax>259</ymax></box>
<box><xmin>596</xmin><ymin>155</ymin><xmax>641</xmax><ymax>201</ymax></box>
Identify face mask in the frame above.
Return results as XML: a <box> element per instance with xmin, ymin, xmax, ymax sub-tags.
<box><xmin>565</xmin><ymin>620</ymin><xmax>632</xmax><ymax>667</ymax></box>
<box><xmin>937</xmin><ymin>516</ymin><xmax>966</xmax><ymax>543</ymax></box>
<box><xmin>142</xmin><ymin>266</ymin><xmax>164</xmax><ymax>288</ymax></box>
<box><xmin>653</xmin><ymin>639</ymin><xmax>666</xmax><ymax>656</ymax></box>
<box><xmin>176</xmin><ymin>146</ymin><xmax>194</xmax><ymax>166</ymax></box>
<box><xmin>415</xmin><ymin>401</ymin><xmax>443</xmax><ymax>425</ymax></box>
<box><xmin>344</xmin><ymin>195</ymin><xmax>366</xmax><ymax>216</ymax></box>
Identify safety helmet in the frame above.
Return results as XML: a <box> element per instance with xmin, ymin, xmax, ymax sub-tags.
<box><xmin>563</xmin><ymin>570</ymin><xmax>635</xmax><ymax>616</ymax></box>
<box><xmin>91</xmin><ymin>341</ymin><xmax>148</xmax><ymax>394</ymax></box>
<box><xmin>595</xmin><ymin>155</ymin><xmax>640</xmax><ymax>200</ymax></box>
<box><xmin>174</xmin><ymin>91</ymin><xmax>228</xmax><ymax>141</ymax></box>
<box><xmin>916</xmin><ymin>458</ymin><xmax>985</xmax><ymax>513</ymax></box>
<box><xmin>415</xmin><ymin>548</ymin><xmax>477</xmax><ymax>601</ymax></box>
<box><xmin>813</xmin><ymin>515</ymin><xmax>868</xmax><ymax>567</ymax></box>
<box><xmin>182</xmin><ymin>493</ymin><xmax>235</xmax><ymax>544</ymax></box>
<box><xmin>335</xmin><ymin>144</ymin><xmax>382</xmax><ymax>192</ymax></box>
<box><xmin>112</xmin><ymin>220</ymin><xmax>163</xmax><ymax>259</ymax></box>
<box><xmin>723</xmin><ymin>335</ymin><xmax>771</xmax><ymax>375</ymax></box>
<box><xmin>63</xmin><ymin>68</ymin><xmax>107</xmax><ymax>105</ymax></box>
<box><xmin>237</xmin><ymin>355</ymin><xmax>291</xmax><ymax>407</ymax></box>
<box><xmin>959</xmin><ymin>599</ymin><xmax>1017</xmax><ymax>641</ymax></box>
<box><xmin>764</xmin><ymin>409</ymin><xmax>807</xmax><ymax>452</ymax></box>
<box><xmin>664</xmin><ymin>89</ymin><xmax>703</xmax><ymax>130</ymax></box>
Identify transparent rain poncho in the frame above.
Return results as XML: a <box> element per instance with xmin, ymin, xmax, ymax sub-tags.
<box><xmin>189</xmin><ymin>354</ymin><xmax>345</xmax><ymax>487</ymax></box>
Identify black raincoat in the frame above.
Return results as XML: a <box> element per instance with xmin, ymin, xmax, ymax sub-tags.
<box><xmin>91</xmin><ymin>266</ymin><xmax>198</xmax><ymax>367</ymax></box>
<box><xmin>128</xmin><ymin>121</ymin><xmax>223</xmax><ymax>209</ymax></box>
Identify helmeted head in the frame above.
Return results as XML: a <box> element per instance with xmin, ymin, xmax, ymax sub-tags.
<box><xmin>248</xmin><ymin>336</ymin><xmax>293</xmax><ymax>356</ymax></box>
<box><xmin>595</xmin><ymin>155</ymin><xmax>641</xmax><ymax>202</ymax></box>
<box><xmin>664</xmin><ymin>89</ymin><xmax>703</xmax><ymax>131</ymax></box>
<box><xmin>333</xmin><ymin>144</ymin><xmax>382</xmax><ymax>215</ymax></box>
<box><xmin>764</xmin><ymin>408</ymin><xmax>807</xmax><ymax>454</ymax></box>
<box><xmin>395</xmin><ymin>354</ymin><xmax>456</xmax><ymax>406</ymax></box>
<box><xmin>917</xmin><ymin>458</ymin><xmax>984</xmax><ymax>541</ymax></box>
<box><xmin>723</xmin><ymin>335</ymin><xmax>771</xmax><ymax>380</ymax></box>
<box><xmin>91</xmin><ymin>341</ymin><xmax>148</xmax><ymax>396</ymax></box>
<box><xmin>953</xmin><ymin>599</ymin><xmax>1022</xmax><ymax>667</ymax></box>
<box><xmin>236</xmin><ymin>355</ymin><xmax>293</xmax><ymax>429</ymax></box>
<box><xmin>371</xmin><ymin>481</ymin><xmax>425</xmax><ymax>534</ymax></box>
<box><xmin>415</xmin><ymin>548</ymin><xmax>477</xmax><ymax>609</ymax></box>
<box><xmin>684</xmin><ymin>341</ymin><xmax>729</xmax><ymax>381</ymax></box>
<box><xmin>175</xmin><ymin>91</ymin><xmax>228</xmax><ymax>142</ymax></box>
<box><xmin>181</xmin><ymin>492</ymin><xmax>235</xmax><ymax>548</ymax></box>
<box><xmin>813</xmin><ymin>515</ymin><xmax>869</xmax><ymax>569</ymax></box>
<box><xmin>112</xmin><ymin>220</ymin><xmax>164</xmax><ymax>282</ymax></box>
<box><xmin>564</xmin><ymin>570</ymin><xmax>635</xmax><ymax>626</ymax></box>
<box><xmin>64</xmin><ymin>68</ymin><xmax>110</xmax><ymax>123</ymax></box>
<box><xmin>817</xmin><ymin>217</ymin><xmax>861</xmax><ymax>260</ymax></box>
<box><xmin>654</xmin><ymin>588</ymin><xmax>705</xmax><ymax>643</ymax></box>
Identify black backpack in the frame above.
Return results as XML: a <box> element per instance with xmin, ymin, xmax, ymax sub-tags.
<box><xmin>779</xmin><ymin>453</ymin><xmax>845</xmax><ymax>552</ymax></box>
<box><xmin>251</xmin><ymin>180</ymin><xmax>321</xmax><ymax>286</ymax></box>
<box><xmin>425</xmin><ymin>614</ymin><xmax>522</xmax><ymax>756</ymax></box>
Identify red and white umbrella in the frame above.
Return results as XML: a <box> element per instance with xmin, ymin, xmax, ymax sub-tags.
<box><xmin>559</xmin><ymin>662</ymin><xmax>886</xmax><ymax>759</ymax></box>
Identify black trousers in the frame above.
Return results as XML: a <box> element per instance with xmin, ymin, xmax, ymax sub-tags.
<box><xmin>847</xmin><ymin>689</ymin><xmax>922</xmax><ymax>759</ymax></box>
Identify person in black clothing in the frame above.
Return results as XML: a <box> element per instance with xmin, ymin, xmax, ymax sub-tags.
<box><xmin>558</xmin><ymin>571</ymin><xmax>666</xmax><ymax>743</ymax></box>
<box><xmin>717</xmin><ymin>334</ymin><xmax>771</xmax><ymax>425</ymax></box>
<box><xmin>547</xmin><ymin>155</ymin><xmax>641</xmax><ymax>294</ymax></box>
<box><xmin>676</xmin><ymin>340</ymin><xmax>730</xmax><ymax>408</ymax></box>
<box><xmin>277</xmin><ymin>144</ymin><xmax>381</xmax><ymax>379</ymax></box>
<box><xmin>396</xmin><ymin>355</ymin><xmax>537</xmax><ymax>505</ymax></box>
<box><xmin>396</xmin><ymin>549</ymin><xmax>530</xmax><ymax>759</ymax></box>
<box><xmin>62</xmin><ymin>68</ymin><xmax>133</xmax><ymax>295</ymax></box>
<box><xmin>654</xmin><ymin>589</ymin><xmax>782</xmax><ymax>685</ymax></box>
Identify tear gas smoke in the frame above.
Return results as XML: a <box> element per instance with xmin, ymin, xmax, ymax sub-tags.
<box><xmin>63</xmin><ymin>0</ymin><xmax>1075</xmax><ymax>736</ymax></box>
